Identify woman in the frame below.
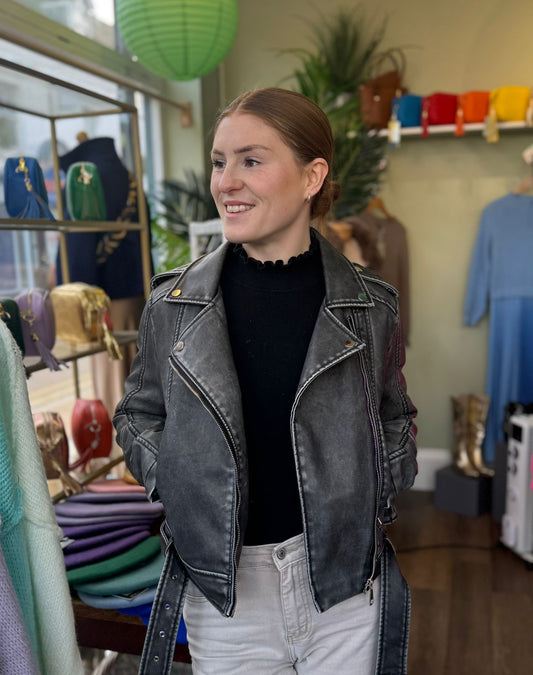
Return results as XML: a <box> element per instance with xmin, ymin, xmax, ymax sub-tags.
<box><xmin>114</xmin><ymin>88</ymin><xmax>417</xmax><ymax>675</ymax></box>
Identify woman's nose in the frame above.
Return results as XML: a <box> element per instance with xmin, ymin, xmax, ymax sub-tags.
<box><xmin>217</xmin><ymin>165</ymin><xmax>242</xmax><ymax>193</ymax></box>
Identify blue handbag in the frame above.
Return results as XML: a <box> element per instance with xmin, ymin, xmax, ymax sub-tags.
<box><xmin>391</xmin><ymin>94</ymin><xmax>423</xmax><ymax>127</ymax></box>
<box><xmin>3</xmin><ymin>156</ymin><xmax>55</xmax><ymax>219</ymax></box>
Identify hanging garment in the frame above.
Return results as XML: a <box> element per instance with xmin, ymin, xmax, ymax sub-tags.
<box><xmin>0</xmin><ymin>321</ymin><xmax>84</xmax><ymax>675</ymax></box>
<box><xmin>464</xmin><ymin>193</ymin><xmax>533</xmax><ymax>461</ymax></box>
<box><xmin>355</xmin><ymin>211</ymin><xmax>411</xmax><ymax>345</ymax></box>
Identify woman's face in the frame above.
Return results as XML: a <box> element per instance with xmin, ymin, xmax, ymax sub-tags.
<box><xmin>210</xmin><ymin>112</ymin><xmax>326</xmax><ymax>262</ymax></box>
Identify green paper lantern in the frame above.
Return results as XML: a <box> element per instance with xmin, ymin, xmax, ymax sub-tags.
<box><xmin>116</xmin><ymin>0</ymin><xmax>239</xmax><ymax>81</ymax></box>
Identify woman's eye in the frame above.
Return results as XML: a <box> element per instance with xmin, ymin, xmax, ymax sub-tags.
<box><xmin>211</xmin><ymin>159</ymin><xmax>225</xmax><ymax>170</ymax></box>
<box><xmin>244</xmin><ymin>158</ymin><xmax>259</xmax><ymax>167</ymax></box>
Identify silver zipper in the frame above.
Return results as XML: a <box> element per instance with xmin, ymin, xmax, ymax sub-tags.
<box><xmin>169</xmin><ymin>356</ymin><xmax>241</xmax><ymax>616</ymax></box>
<box><xmin>359</xmin><ymin>350</ymin><xmax>382</xmax><ymax>606</ymax></box>
<box><xmin>290</xmin><ymin>332</ymin><xmax>365</xmax><ymax>612</ymax></box>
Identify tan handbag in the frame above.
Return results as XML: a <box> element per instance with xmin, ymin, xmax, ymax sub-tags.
<box><xmin>33</xmin><ymin>411</ymin><xmax>69</xmax><ymax>480</ymax></box>
<box><xmin>50</xmin><ymin>282</ymin><xmax>122</xmax><ymax>360</ymax></box>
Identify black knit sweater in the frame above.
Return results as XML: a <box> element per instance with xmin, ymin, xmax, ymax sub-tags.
<box><xmin>220</xmin><ymin>236</ymin><xmax>325</xmax><ymax>544</ymax></box>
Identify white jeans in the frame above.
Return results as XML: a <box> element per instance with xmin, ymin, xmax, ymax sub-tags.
<box><xmin>183</xmin><ymin>533</ymin><xmax>380</xmax><ymax>674</ymax></box>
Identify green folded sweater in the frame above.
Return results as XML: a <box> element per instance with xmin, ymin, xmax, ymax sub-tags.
<box><xmin>66</xmin><ymin>536</ymin><xmax>161</xmax><ymax>585</ymax></box>
<box><xmin>72</xmin><ymin>551</ymin><xmax>164</xmax><ymax>596</ymax></box>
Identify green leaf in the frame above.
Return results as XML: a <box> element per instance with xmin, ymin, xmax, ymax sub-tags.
<box><xmin>151</xmin><ymin>221</ymin><xmax>190</xmax><ymax>274</ymax></box>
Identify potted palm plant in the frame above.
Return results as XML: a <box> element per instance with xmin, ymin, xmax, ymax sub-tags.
<box><xmin>280</xmin><ymin>6</ymin><xmax>392</xmax><ymax>218</ymax></box>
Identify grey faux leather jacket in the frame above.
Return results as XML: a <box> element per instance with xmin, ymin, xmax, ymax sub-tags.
<box><xmin>113</xmin><ymin>230</ymin><xmax>417</xmax><ymax>674</ymax></box>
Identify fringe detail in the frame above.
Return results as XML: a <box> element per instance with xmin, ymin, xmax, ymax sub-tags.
<box><xmin>34</xmin><ymin>335</ymin><xmax>66</xmax><ymax>371</ymax></box>
<box><xmin>102</xmin><ymin>323</ymin><xmax>123</xmax><ymax>360</ymax></box>
<box><xmin>19</xmin><ymin>192</ymin><xmax>56</xmax><ymax>220</ymax></box>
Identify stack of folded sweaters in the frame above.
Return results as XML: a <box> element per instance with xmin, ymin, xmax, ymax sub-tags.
<box><xmin>54</xmin><ymin>479</ymin><xmax>187</xmax><ymax>644</ymax></box>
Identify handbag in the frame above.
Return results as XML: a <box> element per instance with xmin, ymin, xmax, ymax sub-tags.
<box><xmin>421</xmin><ymin>93</ymin><xmax>458</xmax><ymax>136</ymax></box>
<box><xmin>0</xmin><ymin>298</ymin><xmax>25</xmax><ymax>356</ymax></box>
<box><xmin>50</xmin><ymin>282</ymin><xmax>122</xmax><ymax>359</ymax></box>
<box><xmin>3</xmin><ymin>157</ymin><xmax>55</xmax><ymax>219</ymax></box>
<box><xmin>360</xmin><ymin>49</ymin><xmax>408</xmax><ymax>129</ymax></box>
<box><xmin>33</xmin><ymin>411</ymin><xmax>69</xmax><ymax>479</ymax></box>
<box><xmin>391</xmin><ymin>94</ymin><xmax>423</xmax><ymax>128</ymax></box>
<box><xmin>454</xmin><ymin>91</ymin><xmax>491</xmax><ymax>136</ymax></box>
<box><xmin>14</xmin><ymin>288</ymin><xmax>64</xmax><ymax>371</ymax></box>
<box><xmin>65</xmin><ymin>162</ymin><xmax>107</xmax><ymax>221</ymax></box>
<box><xmin>460</xmin><ymin>91</ymin><xmax>490</xmax><ymax>123</ymax></box>
<box><xmin>70</xmin><ymin>398</ymin><xmax>113</xmax><ymax>472</ymax></box>
<box><xmin>490</xmin><ymin>86</ymin><xmax>532</xmax><ymax>122</ymax></box>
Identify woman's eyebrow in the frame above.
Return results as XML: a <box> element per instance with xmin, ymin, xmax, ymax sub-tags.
<box><xmin>211</xmin><ymin>145</ymin><xmax>270</xmax><ymax>156</ymax></box>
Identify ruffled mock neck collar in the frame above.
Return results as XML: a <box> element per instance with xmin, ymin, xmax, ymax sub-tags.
<box><xmin>231</xmin><ymin>231</ymin><xmax>319</xmax><ymax>270</ymax></box>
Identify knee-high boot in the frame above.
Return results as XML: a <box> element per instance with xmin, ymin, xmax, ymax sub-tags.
<box><xmin>466</xmin><ymin>393</ymin><xmax>494</xmax><ymax>477</ymax></box>
<box><xmin>451</xmin><ymin>394</ymin><xmax>479</xmax><ymax>477</ymax></box>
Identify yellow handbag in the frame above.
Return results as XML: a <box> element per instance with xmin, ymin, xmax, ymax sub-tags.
<box><xmin>489</xmin><ymin>86</ymin><xmax>532</xmax><ymax>122</ymax></box>
<box><xmin>50</xmin><ymin>282</ymin><xmax>122</xmax><ymax>359</ymax></box>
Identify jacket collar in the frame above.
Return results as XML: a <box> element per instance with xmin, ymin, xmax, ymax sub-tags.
<box><xmin>163</xmin><ymin>228</ymin><xmax>374</xmax><ymax>309</ymax></box>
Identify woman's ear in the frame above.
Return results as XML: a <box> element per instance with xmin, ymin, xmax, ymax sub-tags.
<box><xmin>306</xmin><ymin>158</ymin><xmax>329</xmax><ymax>197</ymax></box>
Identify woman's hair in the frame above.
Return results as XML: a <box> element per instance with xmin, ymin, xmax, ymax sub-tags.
<box><xmin>215</xmin><ymin>88</ymin><xmax>340</xmax><ymax>225</ymax></box>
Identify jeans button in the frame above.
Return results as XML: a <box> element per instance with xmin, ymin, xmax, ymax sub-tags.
<box><xmin>276</xmin><ymin>548</ymin><xmax>286</xmax><ymax>560</ymax></box>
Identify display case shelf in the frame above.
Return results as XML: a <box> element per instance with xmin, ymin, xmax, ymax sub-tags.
<box><xmin>0</xmin><ymin>56</ymin><xmax>152</xmax><ymax>299</ymax></box>
<box><xmin>24</xmin><ymin>330</ymin><xmax>138</xmax><ymax>374</ymax></box>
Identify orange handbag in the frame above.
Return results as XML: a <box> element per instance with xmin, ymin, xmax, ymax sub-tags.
<box><xmin>461</xmin><ymin>91</ymin><xmax>490</xmax><ymax>123</ymax></box>
<box><xmin>454</xmin><ymin>91</ymin><xmax>491</xmax><ymax>135</ymax></box>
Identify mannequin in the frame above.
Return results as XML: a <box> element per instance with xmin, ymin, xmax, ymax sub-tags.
<box><xmin>55</xmin><ymin>135</ymin><xmax>151</xmax><ymax>421</ymax></box>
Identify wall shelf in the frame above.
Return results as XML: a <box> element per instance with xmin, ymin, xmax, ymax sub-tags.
<box><xmin>378</xmin><ymin>120</ymin><xmax>533</xmax><ymax>139</ymax></box>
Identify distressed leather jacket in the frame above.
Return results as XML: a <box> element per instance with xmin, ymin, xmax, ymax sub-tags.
<box><xmin>113</xmin><ymin>230</ymin><xmax>417</xmax><ymax>674</ymax></box>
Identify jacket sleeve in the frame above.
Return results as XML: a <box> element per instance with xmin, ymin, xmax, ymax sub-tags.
<box><xmin>379</xmin><ymin>312</ymin><xmax>418</xmax><ymax>521</ymax></box>
<box><xmin>113</xmin><ymin>295</ymin><xmax>165</xmax><ymax>501</ymax></box>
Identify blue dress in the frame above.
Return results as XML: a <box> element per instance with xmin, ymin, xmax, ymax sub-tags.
<box><xmin>464</xmin><ymin>193</ymin><xmax>533</xmax><ymax>461</ymax></box>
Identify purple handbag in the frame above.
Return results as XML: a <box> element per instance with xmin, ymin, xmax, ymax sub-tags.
<box><xmin>14</xmin><ymin>288</ymin><xmax>64</xmax><ymax>371</ymax></box>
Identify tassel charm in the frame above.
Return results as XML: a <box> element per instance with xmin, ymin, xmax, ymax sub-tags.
<box><xmin>33</xmin><ymin>332</ymin><xmax>66</xmax><ymax>372</ymax></box>
<box><xmin>102</xmin><ymin>322</ymin><xmax>123</xmax><ymax>360</ymax></box>
<box><xmin>484</xmin><ymin>106</ymin><xmax>499</xmax><ymax>143</ymax></box>
<box><xmin>455</xmin><ymin>95</ymin><xmax>465</xmax><ymax>136</ymax></box>
<box><xmin>421</xmin><ymin>100</ymin><xmax>430</xmax><ymax>137</ymax></box>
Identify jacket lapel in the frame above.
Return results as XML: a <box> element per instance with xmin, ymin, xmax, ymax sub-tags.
<box><xmin>164</xmin><ymin>243</ymin><xmax>246</xmax><ymax>457</ymax></box>
<box><xmin>298</xmin><ymin>233</ymin><xmax>373</xmax><ymax>391</ymax></box>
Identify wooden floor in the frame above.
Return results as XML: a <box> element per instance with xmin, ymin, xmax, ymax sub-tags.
<box><xmin>388</xmin><ymin>490</ymin><xmax>533</xmax><ymax>675</ymax></box>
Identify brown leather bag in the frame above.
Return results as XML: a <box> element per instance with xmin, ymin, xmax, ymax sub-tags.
<box><xmin>359</xmin><ymin>49</ymin><xmax>407</xmax><ymax>129</ymax></box>
<box><xmin>33</xmin><ymin>411</ymin><xmax>69</xmax><ymax>479</ymax></box>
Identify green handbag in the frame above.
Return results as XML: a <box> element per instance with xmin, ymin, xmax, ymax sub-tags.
<box><xmin>65</xmin><ymin>161</ymin><xmax>106</xmax><ymax>221</ymax></box>
<box><xmin>0</xmin><ymin>298</ymin><xmax>25</xmax><ymax>356</ymax></box>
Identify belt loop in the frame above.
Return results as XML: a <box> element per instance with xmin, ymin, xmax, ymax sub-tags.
<box><xmin>139</xmin><ymin>543</ymin><xmax>188</xmax><ymax>675</ymax></box>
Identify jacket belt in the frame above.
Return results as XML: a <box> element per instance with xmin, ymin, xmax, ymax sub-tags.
<box><xmin>376</xmin><ymin>538</ymin><xmax>411</xmax><ymax>675</ymax></box>
<box><xmin>139</xmin><ymin>522</ymin><xmax>188</xmax><ymax>675</ymax></box>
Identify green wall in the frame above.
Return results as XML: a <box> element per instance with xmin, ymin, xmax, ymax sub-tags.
<box><xmin>167</xmin><ymin>0</ymin><xmax>533</xmax><ymax>452</ymax></box>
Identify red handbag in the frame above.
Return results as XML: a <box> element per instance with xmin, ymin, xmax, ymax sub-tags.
<box><xmin>70</xmin><ymin>399</ymin><xmax>113</xmax><ymax>472</ymax></box>
<box><xmin>421</xmin><ymin>93</ymin><xmax>458</xmax><ymax>136</ymax></box>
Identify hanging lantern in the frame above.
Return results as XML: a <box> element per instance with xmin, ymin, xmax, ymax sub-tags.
<box><xmin>116</xmin><ymin>0</ymin><xmax>239</xmax><ymax>81</ymax></box>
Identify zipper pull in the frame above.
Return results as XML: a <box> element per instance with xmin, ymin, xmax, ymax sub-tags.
<box><xmin>364</xmin><ymin>578</ymin><xmax>375</xmax><ymax>606</ymax></box>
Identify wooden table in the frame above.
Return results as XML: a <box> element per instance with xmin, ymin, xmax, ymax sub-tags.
<box><xmin>73</xmin><ymin>599</ymin><xmax>191</xmax><ymax>663</ymax></box>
